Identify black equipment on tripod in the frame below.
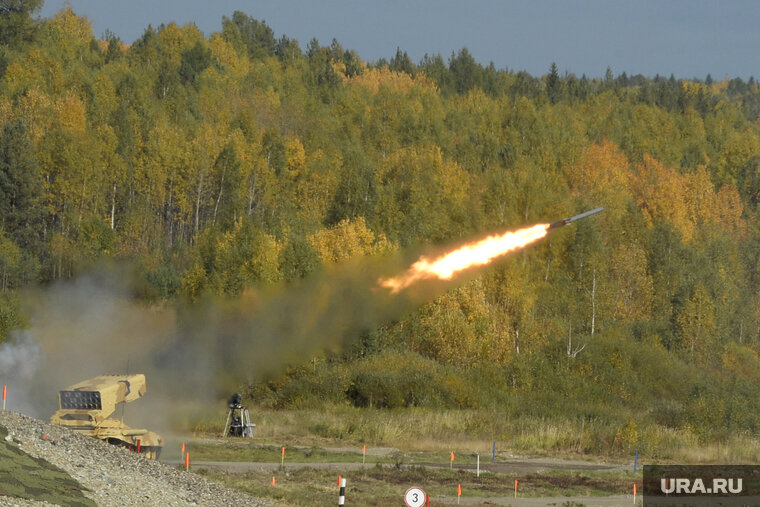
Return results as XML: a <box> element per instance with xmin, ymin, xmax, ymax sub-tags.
<box><xmin>223</xmin><ymin>392</ymin><xmax>255</xmax><ymax>437</ymax></box>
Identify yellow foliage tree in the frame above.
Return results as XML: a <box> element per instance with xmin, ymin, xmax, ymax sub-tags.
<box><xmin>54</xmin><ymin>92</ymin><xmax>87</xmax><ymax>135</ymax></box>
<box><xmin>677</xmin><ymin>283</ymin><xmax>716</xmax><ymax>360</ymax></box>
<box><xmin>309</xmin><ymin>217</ymin><xmax>390</xmax><ymax>264</ymax></box>
<box><xmin>632</xmin><ymin>154</ymin><xmax>693</xmax><ymax>241</ymax></box>
<box><xmin>15</xmin><ymin>86</ymin><xmax>52</xmax><ymax>144</ymax></box>
<box><xmin>715</xmin><ymin>184</ymin><xmax>745</xmax><ymax>237</ymax></box>
<box><xmin>566</xmin><ymin>140</ymin><xmax>631</xmax><ymax>217</ymax></box>
<box><xmin>345</xmin><ymin>66</ymin><xmax>437</xmax><ymax>95</ymax></box>
<box><xmin>284</xmin><ymin>138</ymin><xmax>307</xmax><ymax>181</ymax></box>
<box><xmin>684</xmin><ymin>165</ymin><xmax>717</xmax><ymax>227</ymax></box>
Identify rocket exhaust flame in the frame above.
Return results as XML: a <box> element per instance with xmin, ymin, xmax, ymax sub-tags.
<box><xmin>379</xmin><ymin>207</ymin><xmax>603</xmax><ymax>293</ymax></box>
<box><xmin>379</xmin><ymin>223</ymin><xmax>551</xmax><ymax>293</ymax></box>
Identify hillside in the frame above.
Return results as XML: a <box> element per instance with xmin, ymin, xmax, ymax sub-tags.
<box><xmin>2</xmin><ymin>4</ymin><xmax>760</xmax><ymax>460</ymax></box>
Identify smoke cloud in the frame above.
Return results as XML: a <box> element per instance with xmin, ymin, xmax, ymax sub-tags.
<box><xmin>0</xmin><ymin>225</ymin><xmax>531</xmax><ymax>435</ymax></box>
<box><xmin>0</xmin><ymin>331</ymin><xmax>42</xmax><ymax>416</ymax></box>
<box><xmin>0</xmin><ymin>255</ymin><xmax>422</xmax><ymax>430</ymax></box>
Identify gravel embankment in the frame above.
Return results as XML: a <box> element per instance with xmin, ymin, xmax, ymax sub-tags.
<box><xmin>0</xmin><ymin>410</ymin><xmax>272</xmax><ymax>507</ymax></box>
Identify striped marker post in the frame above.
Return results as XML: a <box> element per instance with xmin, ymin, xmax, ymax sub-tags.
<box><xmin>457</xmin><ymin>483</ymin><xmax>461</xmax><ymax>504</ymax></box>
<box><xmin>514</xmin><ymin>479</ymin><xmax>518</xmax><ymax>498</ymax></box>
<box><xmin>362</xmin><ymin>444</ymin><xmax>366</xmax><ymax>465</ymax></box>
<box><xmin>281</xmin><ymin>446</ymin><xmax>285</xmax><ymax>468</ymax></box>
<box><xmin>450</xmin><ymin>451</ymin><xmax>455</xmax><ymax>471</ymax></box>
<box><xmin>185</xmin><ymin>452</ymin><xmax>189</xmax><ymax>471</ymax></box>
<box><xmin>2</xmin><ymin>385</ymin><xmax>6</xmax><ymax>410</ymax></box>
<box><xmin>338</xmin><ymin>477</ymin><xmax>346</xmax><ymax>506</ymax></box>
<box><xmin>633</xmin><ymin>483</ymin><xmax>637</xmax><ymax>504</ymax></box>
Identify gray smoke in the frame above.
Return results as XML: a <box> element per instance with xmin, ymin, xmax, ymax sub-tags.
<box><xmin>0</xmin><ymin>255</ymin><xmax>423</xmax><ymax>430</ymax></box>
<box><xmin>0</xmin><ymin>330</ymin><xmax>42</xmax><ymax>416</ymax></box>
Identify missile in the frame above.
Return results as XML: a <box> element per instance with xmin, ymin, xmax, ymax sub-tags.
<box><xmin>548</xmin><ymin>207</ymin><xmax>604</xmax><ymax>230</ymax></box>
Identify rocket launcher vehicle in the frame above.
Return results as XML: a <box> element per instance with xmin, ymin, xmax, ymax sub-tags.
<box><xmin>50</xmin><ymin>374</ymin><xmax>163</xmax><ymax>459</ymax></box>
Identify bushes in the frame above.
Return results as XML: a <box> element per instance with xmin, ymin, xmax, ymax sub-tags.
<box><xmin>246</xmin><ymin>328</ymin><xmax>760</xmax><ymax>449</ymax></box>
<box><xmin>255</xmin><ymin>350</ymin><xmax>479</xmax><ymax>409</ymax></box>
<box><xmin>345</xmin><ymin>350</ymin><xmax>482</xmax><ymax>408</ymax></box>
<box><xmin>0</xmin><ymin>292</ymin><xmax>24</xmax><ymax>344</ymax></box>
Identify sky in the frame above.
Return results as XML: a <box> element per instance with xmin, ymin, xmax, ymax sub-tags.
<box><xmin>39</xmin><ymin>0</ymin><xmax>760</xmax><ymax>80</ymax></box>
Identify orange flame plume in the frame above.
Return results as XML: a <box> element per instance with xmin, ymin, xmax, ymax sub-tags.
<box><xmin>379</xmin><ymin>223</ymin><xmax>550</xmax><ymax>293</ymax></box>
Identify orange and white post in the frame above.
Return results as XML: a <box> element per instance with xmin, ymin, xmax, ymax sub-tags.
<box><xmin>633</xmin><ymin>483</ymin><xmax>637</xmax><ymax>504</ymax></box>
<box><xmin>281</xmin><ymin>446</ymin><xmax>285</xmax><ymax>468</ymax></box>
<box><xmin>2</xmin><ymin>385</ymin><xmax>6</xmax><ymax>410</ymax></box>
<box><xmin>450</xmin><ymin>451</ymin><xmax>455</xmax><ymax>471</ymax></box>
<box><xmin>271</xmin><ymin>475</ymin><xmax>276</xmax><ymax>486</ymax></box>
<box><xmin>185</xmin><ymin>451</ymin><xmax>190</xmax><ymax>471</ymax></box>
<box><xmin>457</xmin><ymin>483</ymin><xmax>462</xmax><ymax>504</ymax></box>
<box><xmin>362</xmin><ymin>444</ymin><xmax>366</xmax><ymax>465</ymax></box>
<box><xmin>514</xmin><ymin>479</ymin><xmax>518</xmax><ymax>498</ymax></box>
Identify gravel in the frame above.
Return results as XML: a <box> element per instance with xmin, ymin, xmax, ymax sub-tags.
<box><xmin>0</xmin><ymin>410</ymin><xmax>272</xmax><ymax>507</ymax></box>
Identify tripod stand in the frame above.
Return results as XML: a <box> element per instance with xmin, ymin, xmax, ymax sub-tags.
<box><xmin>223</xmin><ymin>393</ymin><xmax>255</xmax><ymax>438</ymax></box>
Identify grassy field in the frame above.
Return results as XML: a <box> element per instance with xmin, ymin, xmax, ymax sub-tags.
<box><xmin>180</xmin><ymin>405</ymin><xmax>760</xmax><ymax>505</ymax></box>
<box><xmin>187</xmin><ymin>405</ymin><xmax>760</xmax><ymax>464</ymax></box>
<box><xmin>199</xmin><ymin>464</ymin><xmax>639</xmax><ymax>506</ymax></box>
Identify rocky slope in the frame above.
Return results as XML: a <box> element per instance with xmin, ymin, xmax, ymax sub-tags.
<box><xmin>0</xmin><ymin>410</ymin><xmax>271</xmax><ymax>507</ymax></box>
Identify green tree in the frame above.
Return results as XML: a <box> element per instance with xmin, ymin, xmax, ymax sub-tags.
<box><xmin>0</xmin><ymin>0</ymin><xmax>42</xmax><ymax>47</ymax></box>
<box><xmin>0</xmin><ymin>230</ymin><xmax>20</xmax><ymax>291</ymax></box>
<box><xmin>546</xmin><ymin>62</ymin><xmax>561</xmax><ymax>103</ymax></box>
<box><xmin>179</xmin><ymin>40</ymin><xmax>212</xmax><ymax>88</ymax></box>
<box><xmin>0</xmin><ymin>120</ymin><xmax>43</xmax><ymax>251</ymax></box>
<box><xmin>212</xmin><ymin>140</ymin><xmax>244</xmax><ymax>231</ymax></box>
<box><xmin>221</xmin><ymin>11</ymin><xmax>276</xmax><ymax>60</ymax></box>
<box><xmin>389</xmin><ymin>47</ymin><xmax>415</xmax><ymax>75</ymax></box>
<box><xmin>448</xmin><ymin>47</ymin><xmax>481</xmax><ymax>94</ymax></box>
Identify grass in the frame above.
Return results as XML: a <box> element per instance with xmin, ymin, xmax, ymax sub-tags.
<box><xmin>188</xmin><ymin>439</ymin><xmax>512</xmax><ymax>467</ymax></box>
<box><xmin>0</xmin><ymin>425</ymin><xmax>96</xmax><ymax>507</ymax></box>
<box><xmin>201</xmin><ymin>465</ymin><xmax>639</xmax><ymax>506</ymax></box>
<box><xmin>181</xmin><ymin>405</ymin><xmax>760</xmax><ymax>504</ymax></box>
<box><xmin>187</xmin><ymin>405</ymin><xmax>760</xmax><ymax>464</ymax></box>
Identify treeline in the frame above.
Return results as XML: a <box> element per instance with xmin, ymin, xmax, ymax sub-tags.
<box><xmin>4</xmin><ymin>4</ymin><xmax>760</xmax><ymax>444</ymax></box>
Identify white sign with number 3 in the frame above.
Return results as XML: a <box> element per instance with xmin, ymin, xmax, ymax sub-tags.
<box><xmin>404</xmin><ymin>486</ymin><xmax>426</xmax><ymax>507</ymax></box>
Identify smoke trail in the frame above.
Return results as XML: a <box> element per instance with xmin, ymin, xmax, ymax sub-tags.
<box><xmin>0</xmin><ymin>220</ymin><xmax>553</xmax><ymax>425</ymax></box>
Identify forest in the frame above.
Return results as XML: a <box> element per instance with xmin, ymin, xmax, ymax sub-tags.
<box><xmin>3</xmin><ymin>3</ymin><xmax>760</xmax><ymax>455</ymax></box>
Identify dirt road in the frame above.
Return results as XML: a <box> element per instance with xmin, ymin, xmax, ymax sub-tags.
<box><xmin>163</xmin><ymin>455</ymin><xmax>628</xmax><ymax>475</ymax></box>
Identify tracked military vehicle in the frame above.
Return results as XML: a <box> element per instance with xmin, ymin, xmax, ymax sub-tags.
<box><xmin>50</xmin><ymin>374</ymin><xmax>163</xmax><ymax>458</ymax></box>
